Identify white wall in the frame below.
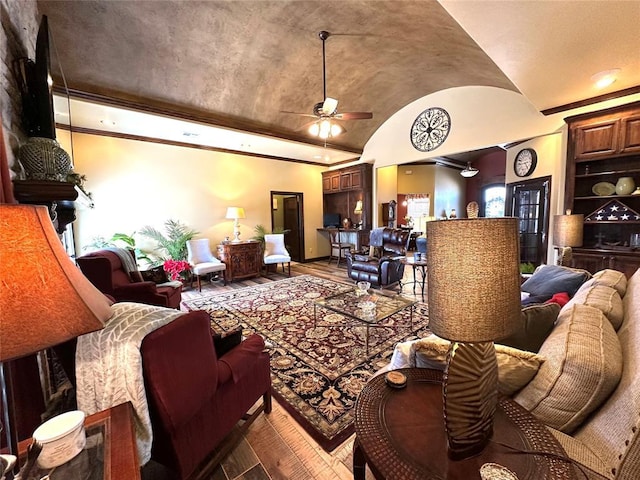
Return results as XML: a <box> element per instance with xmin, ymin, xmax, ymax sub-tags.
<box><xmin>57</xmin><ymin>131</ymin><xmax>329</xmax><ymax>260</ymax></box>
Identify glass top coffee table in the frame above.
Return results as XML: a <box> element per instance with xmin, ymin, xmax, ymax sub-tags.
<box><xmin>313</xmin><ymin>288</ymin><xmax>417</xmax><ymax>354</ymax></box>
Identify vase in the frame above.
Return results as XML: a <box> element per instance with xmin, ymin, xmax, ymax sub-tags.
<box><xmin>615</xmin><ymin>177</ymin><xmax>636</xmax><ymax>195</ymax></box>
<box><xmin>18</xmin><ymin>137</ymin><xmax>72</xmax><ymax>181</ymax></box>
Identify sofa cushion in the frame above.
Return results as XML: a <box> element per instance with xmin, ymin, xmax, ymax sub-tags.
<box><xmin>500</xmin><ymin>303</ymin><xmax>560</xmax><ymax>353</ymax></box>
<box><xmin>521</xmin><ymin>264</ymin><xmax>591</xmax><ymax>298</ymax></box>
<box><xmin>410</xmin><ymin>334</ymin><xmax>545</xmax><ymax>396</ymax></box>
<box><xmin>568</xmin><ymin>282</ymin><xmax>624</xmax><ymax>330</ymax></box>
<box><xmin>514</xmin><ymin>303</ymin><xmax>622</xmax><ymax>433</ymax></box>
<box><xmin>589</xmin><ymin>268</ymin><xmax>627</xmax><ymax>297</ymax></box>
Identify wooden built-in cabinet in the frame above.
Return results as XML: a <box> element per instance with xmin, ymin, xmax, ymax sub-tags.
<box><xmin>565</xmin><ymin>102</ymin><xmax>640</xmax><ymax>278</ymax></box>
<box><xmin>322</xmin><ymin>164</ymin><xmax>373</xmax><ymax>229</ymax></box>
<box><xmin>217</xmin><ymin>241</ymin><xmax>262</xmax><ymax>282</ymax></box>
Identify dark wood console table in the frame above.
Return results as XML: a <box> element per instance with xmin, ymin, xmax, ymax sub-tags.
<box><xmin>353</xmin><ymin>368</ymin><xmax>577</xmax><ymax>480</ymax></box>
<box><xmin>217</xmin><ymin>240</ymin><xmax>262</xmax><ymax>282</ymax></box>
<box><xmin>18</xmin><ymin>402</ymin><xmax>140</xmax><ymax>479</ymax></box>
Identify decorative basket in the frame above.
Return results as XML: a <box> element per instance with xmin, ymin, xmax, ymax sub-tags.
<box><xmin>18</xmin><ymin>137</ymin><xmax>72</xmax><ymax>181</ymax></box>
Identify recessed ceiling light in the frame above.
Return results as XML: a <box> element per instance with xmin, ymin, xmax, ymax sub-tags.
<box><xmin>313</xmin><ymin>155</ymin><xmax>322</xmax><ymax>159</ymax></box>
<box><xmin>182</xmin><ymin>132</ymin><xmax>199</xmax><ymax>137</ymax></box>
<box><xmin>100</xmin><ymin>119</ymin><xmax>116</xmax><ymax>126</ymax></box>
<box><xmin>591</xmin><ymin>69</ymin><xmax>621</xmax><ymax>89</ymax></box>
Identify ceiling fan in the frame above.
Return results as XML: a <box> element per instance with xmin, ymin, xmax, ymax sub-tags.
<box><xmin>283</xmin><ymin>30</ymin><xmax>373</xmax><ymax>139</ymax></box>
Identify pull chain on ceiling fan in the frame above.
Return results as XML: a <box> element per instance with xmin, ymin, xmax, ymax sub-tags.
<box><xmin>282</xmin><ymin>30</ymin><xmax>373</xmax><ymax>140</ymax></box>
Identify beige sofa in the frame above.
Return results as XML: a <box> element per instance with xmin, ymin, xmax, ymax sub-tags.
<box><xmin>517</xmin><ymin>268</ymin><xmax>639</xmax><ymax>479</ymax></box>
<box><xmin>385</xmin><ymin>268</ymin><xmax>639</xmax><ymax>479</ymax></box>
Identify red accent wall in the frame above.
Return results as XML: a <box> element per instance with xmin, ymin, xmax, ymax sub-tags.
<box><xmin>465</xmin><ymin>150</ymin><xmax>507</xmax><ymax>205</ymax></box>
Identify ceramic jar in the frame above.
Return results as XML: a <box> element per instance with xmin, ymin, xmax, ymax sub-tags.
<box><xmin>615</xmin><ymin>177</ymin><xmax>636</xmax><ymax>195</ymax></box>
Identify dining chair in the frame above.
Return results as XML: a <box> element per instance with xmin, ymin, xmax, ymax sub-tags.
<box><xmin>328</xmin><ymin>229</ymin><xmax>351</xmax><ymax>267</ymax></box>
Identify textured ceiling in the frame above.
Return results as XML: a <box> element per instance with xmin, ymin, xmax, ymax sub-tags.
<box><xmin>37</xmin><ymin>0</ymin><xmax>640</xmax><ymax>157</ymax></box>
<box><xmin>38</xmin><ymin>0</ymin><xmax>517</xmax><ymax>152</ymax></box>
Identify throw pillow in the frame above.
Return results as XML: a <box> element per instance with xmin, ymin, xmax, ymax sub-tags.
<box><xmin>567</xmin><ymin>283</ymin><xmax>624</xmax><ymax>330</ymax></box>
<box><xmin>545</xmin><ymin>292</ymin><xmax>570</xmax><ymax>307</ymax></box>
<box><xmin>140</xmin><ymin>266</ymin><xmax>169</xmax><ymax>284</ymax></box>
<box><xmin>514</xmin><ymin>303</ymin><xmax>622</xmax><ymax>434</ymax></box>
<box><xmin>212</xmin><ymin>325</ymin><xmax>243</xmax><ymax>358</ymax></box>
<box><xmin>589</xmin><ymin>269</ymin><xmax>627</xmax><ymax>297</ymax></box>
<box><xmin>411</xmin><ymin>334</ymin><xmax>545</xmax><ymax>396</ymax></box>
<box><xmin>500</xmin><ymin>303</ymin><xmax>560</xmax><ymax>353</ymax></box>
<box><xmin>521</xmin><ymin>264</ymin><xmax>591</xmax><ymax>298</ymax></box>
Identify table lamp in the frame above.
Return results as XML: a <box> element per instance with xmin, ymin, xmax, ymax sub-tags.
<box><xmin>225</xmin><ymin>206</ymin><xmax>246</xmax><ymax>242</ymax></box>
<box><xmin>426</xmin><ymin>217</ymin><xmax>520</xmax><ymax>460</ymax></box>
<box><xmin>0</xmin><ymin>205</ymin><xmax>112</xmax><ymax>467</ymax></box>
<box><xmin>353</xmin><ymin>200</ymin><xmax>363</xmax><ymax>229</ymax></box>
<box><xmin>553</xmin><ymin>210</ymin><xmax>583</xmax><ymax>267</ymax></box>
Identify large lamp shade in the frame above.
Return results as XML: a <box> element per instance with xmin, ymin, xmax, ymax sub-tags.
<box><xmin>553</xmin><ymin>212</ymin><xmax>584</xmax><ymax>248</ymax></box>
<box><xmin>0</xmin><ymin>205</ymin><xmax>112</xmax><ymax>361</ymax></box>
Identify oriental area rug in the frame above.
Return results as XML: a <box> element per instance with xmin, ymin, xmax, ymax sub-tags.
<box><xmin>182</xmin><ymin>275</ymin><xmax>430</xmax><ymax>451</ymax></box>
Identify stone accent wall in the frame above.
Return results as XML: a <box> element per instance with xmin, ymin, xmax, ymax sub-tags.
<box><xmin>1</xmin><ymin>0</ymin><xmax>39</xmax><ymax>177</ymax></box>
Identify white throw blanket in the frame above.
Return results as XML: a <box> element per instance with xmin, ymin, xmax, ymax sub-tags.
<box><xmin>76</xmin><ymin>302</ymin><xmax>185</xmax><ymax>465</ymax></box>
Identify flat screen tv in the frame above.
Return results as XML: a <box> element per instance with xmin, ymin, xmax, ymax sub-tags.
<box><xmin>323</xmin><ymin>213</ymin><xmax>341</xmax><ymax>228</ymax></box>
<box><xmin>18</xmin><ymin>15</ymin><xmax>56</xmax><ymax>139</ymax></box>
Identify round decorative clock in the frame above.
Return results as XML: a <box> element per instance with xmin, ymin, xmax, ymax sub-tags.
<box><xmin>514</xmin><ymin>148</ymin><xmax>537</xmax><ymax>177</ymax></box>
<box><xmin>410</xmin><ymin>107</ymin><xmax>451</xmax><ymax>152</ymax></box>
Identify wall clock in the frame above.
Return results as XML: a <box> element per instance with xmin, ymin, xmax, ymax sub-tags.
<box><xmin>410</xmin><ymin>107</ymin><xmax>451</xmax><ymax>152</ymax></box>
<box><xmin>514</xmin><ymin>148</ymin><xmax>537</xmax><ymax>177</ymax></box>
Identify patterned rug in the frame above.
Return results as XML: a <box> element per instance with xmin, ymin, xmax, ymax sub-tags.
<box><xmin>182</xmin><ymin>275</ymin><xmax>430</xmax><ymax>451</ymax></box>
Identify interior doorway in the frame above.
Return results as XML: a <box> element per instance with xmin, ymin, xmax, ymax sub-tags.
<box><xmin>506</xmin><ymin>176</ymin><xmax>551</xmax><ymax>266</ymax></box>
<box><xmin>271</xmin><ymin>191</ymin><xmax>304</xmax><ymax>262</ymax></box>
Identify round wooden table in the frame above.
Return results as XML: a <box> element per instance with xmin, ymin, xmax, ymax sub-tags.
<box><xmin>353</xmin><ymin>368</ymin><xmax>577</xmax><ymax>480</ymax></box>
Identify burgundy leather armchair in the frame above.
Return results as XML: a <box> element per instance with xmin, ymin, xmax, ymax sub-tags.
<box><xmin>141</xmin><ymin>311</ymin><xmax>272</xmax><ymax>479</ymax></box>
<box><xmin>76</xmin><ymin>249</ymin><xmax>182</xmax><ymax>309</ymax></box>
<box><xmin>346</xmin><ymin>228</ymin><xmax>410</xmax><ymax>288</ymax></box>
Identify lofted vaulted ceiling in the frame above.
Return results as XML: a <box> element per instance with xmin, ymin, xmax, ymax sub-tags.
<box><xmin>37</xmin><ymin>0</ymin><xmax>640</xmax><ymax>162</ymax></box>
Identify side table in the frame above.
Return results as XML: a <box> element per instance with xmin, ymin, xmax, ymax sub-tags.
<box><xmin>217</xmin><ymin>240</ymin><xmax>262</xmax><ymax>281</ymax></box>
<box><xmin>18</xmin><ymin>402</ymin><xmax>141</xmax><ymax>479</ymax></box>
<box><xmin>399</xmin><ymin>256</ymin><xmax>427</xmax><ymax>300</ymax></box>
<box><xmin>353</xmin><ymin>368</ymin><xmax>577</xmax><ymax>480</ymax></box>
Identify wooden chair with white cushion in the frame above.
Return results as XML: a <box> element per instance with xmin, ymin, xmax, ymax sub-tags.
<box><xmin>186</xmin><ymin>238</ymin><xmax>226</xmax><ymax>291</ymax></box>
<box><xmin>263</xmin><ymin>233</ymin><xmax>291</xmax><ymax>276</ymax></box>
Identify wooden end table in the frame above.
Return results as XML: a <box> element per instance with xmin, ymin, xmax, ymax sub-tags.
<box><xmin>353</xmin><ymin>368</ymin><xmax>577</xmax><ymax>480</ymax></box>
<box><xmin>18</xmin><ymin>402</ymin><xmax>141</xmax><ymax>479</ymax></box>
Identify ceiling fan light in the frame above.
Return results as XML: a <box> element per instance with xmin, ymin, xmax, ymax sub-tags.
<box><xmin>330</xmin><ymin>122</ymin><xmax>344</xmax><ymax>137</ymax></box>
<box><xmin>460</xmin><ymin>162</ymin><xmax>479</xmax><ymax>178</ymax></box>
<box><xmin>318</xmin><ymin>119</ymin><xmax>332</xmax><ymax>139</ymax></box>
<box><xmin>309</xmin><ymin>122</ymin><xmax>320</xmax><ymax>136</ymax></box>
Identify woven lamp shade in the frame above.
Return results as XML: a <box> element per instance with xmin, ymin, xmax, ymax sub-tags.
<box><xmin>426</xmin><ymin>218</ymin><xmax>521</xmax><ymax>343</ymax></box>
<box><xmin>0</xmin><ymin>205</ymin><xmax>112</xmax><ymax>361</ymax></box>
<box><xmin>553</xmin><ymin>213</ymin><xmax>584</xmax><ymax>247</ymax></box>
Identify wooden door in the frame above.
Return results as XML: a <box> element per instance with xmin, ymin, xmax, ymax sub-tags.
<box><xmin>283</xmin><ymin>196</ymin><xmax>302</xmax><ymax>262</ymax></box>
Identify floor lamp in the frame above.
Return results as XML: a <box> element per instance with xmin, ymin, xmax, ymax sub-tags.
<box><xmin>553</xmin><ymin>210</ymin><xmax>584</xmax><ymax>267</ymax></box>
<box><xmin>0</xmin><ymin>205</ymin><xmax>112</xmax><ymax>471</ymax></box>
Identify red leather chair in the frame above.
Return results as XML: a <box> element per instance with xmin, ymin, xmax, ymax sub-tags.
<box><xmin>76</xmin><ymin>249</ymin><xmax>182</xmax><ymax>309</ymax></box>
<box><xmin>141</xmin><ymin>311</ymin><xmax>272</xmax><ymax>479</ymax></box>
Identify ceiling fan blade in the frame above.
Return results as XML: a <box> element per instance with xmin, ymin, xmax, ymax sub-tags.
<box><xmin>280</xmin><ymin>110</ymin><xmax>318</xmax><ymax>118</ymax></box>
<box><xmin>334</xmin><ymin>111</ymin><xmax>373</xmax><ymax>120</ymax></box>
<box><xmin>322</xmin><ymin>97</ymin><xmax>338</xmax><ymax>115</ymax></box>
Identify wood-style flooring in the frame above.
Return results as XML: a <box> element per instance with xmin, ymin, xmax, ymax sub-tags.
<box><xmin>180</xmin><ymin>258</ymin><xmax>424</xmax><ymax>480</ymax></box>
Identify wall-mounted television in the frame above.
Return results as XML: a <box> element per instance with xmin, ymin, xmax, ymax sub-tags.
<box><xmin>323</xmin><ymin>213</ymin><xmax>341</xmax><ymax>228</ymax></box>
<box><xmin>16</xmin><ymin>15</ymin><xmax>56</xmax><ymax>139</ymax></box>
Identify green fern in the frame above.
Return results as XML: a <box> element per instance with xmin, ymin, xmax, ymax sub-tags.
<box><xmin>140</xmin><ymin>219</ymin><xmax>199</xmax><ymax>261</ymax></box>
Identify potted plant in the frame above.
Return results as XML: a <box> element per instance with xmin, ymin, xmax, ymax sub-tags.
<box><xmin>140</xmin><ymin>219</ymin><xmax>199</xmax><ymax>263</ymax></box>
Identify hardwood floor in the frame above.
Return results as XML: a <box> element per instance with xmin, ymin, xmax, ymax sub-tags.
<box><xmin>181</xmin><ymin>258</ymin><xmax>423</xmax><ymax>480</ymax></box>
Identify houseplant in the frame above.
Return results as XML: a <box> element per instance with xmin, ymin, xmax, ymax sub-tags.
<box><xmin>139</xmin><ymin>219</ymin><xmax>199</xmax><ymax>263</ymax></box>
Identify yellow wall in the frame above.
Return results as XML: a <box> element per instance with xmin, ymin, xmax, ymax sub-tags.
<box><xmin>57</xmin><ymin>131</ymin><xmax>328</xmax><ymax>259</ymax></box>
<box><xmin>375</xmin><ymin>165</ymin><xmax>399</xmax><ymax>227</ymax></box>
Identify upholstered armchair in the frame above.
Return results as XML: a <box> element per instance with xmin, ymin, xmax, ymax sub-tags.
<box><xmin>76</xmin><ymin>248</ymin><xmax>182</xmax><ymax>308</ymax></box>
<box><xmin>263</xmin><ymin>233</ymin><xmax>291</xmax><ymax>276</ymax></box>
<box><xmin>141</xmin><ymin>310</ymin><xmax>272</xmax><ymax>479</ymax></box>
<box><xmin>187</xmin><ymin>238</ymin><xmax>227</xmax><ymax>291</ymax></box>
<box><xmin>346</xmin><ymin>228</ymin><xmax>410</xmax><ymax>288</ymax></box>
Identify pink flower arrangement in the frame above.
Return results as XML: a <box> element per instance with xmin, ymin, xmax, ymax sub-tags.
<box><xmin>163</xmin><ymin>259</ymin><xmax>191</xmax><ymax>281</ymax></box>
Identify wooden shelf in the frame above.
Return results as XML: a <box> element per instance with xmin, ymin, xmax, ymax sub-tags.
<box><xmin>575</xmin><ymin>194</ymin><xmax>639</xmax><ymax>200</ymax></box>
<box><xmin>575</xmin><ymin>168</ymin><xmax>640</xmax><ymax>178</ymax></box>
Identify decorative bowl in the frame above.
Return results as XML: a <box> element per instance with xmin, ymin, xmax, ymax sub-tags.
<box><xmin>592</xmin><ymin>182</ymin><xmax>616</xmax><ymax>196</ymax></box>
<box><xmin>33</xmin><ymin>410</ymin><xmax>86</xmax><ymax>468</ymax></box>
